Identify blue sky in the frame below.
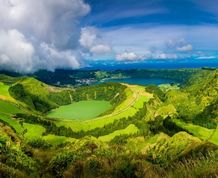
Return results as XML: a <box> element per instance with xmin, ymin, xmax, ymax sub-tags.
<box><xmin>0</xmin><ymin>0</ymin><xmax>217</xmax><ymax>73</ymax></box>
<box><xmin>80</xmin><ymin>0</ymin><xmax>218</xmax><ymax>62</ymax></box>
<box><xmin>84</xmin><ymin>0</ymin><xmax>218</xmax><ymax>27</ymax></box>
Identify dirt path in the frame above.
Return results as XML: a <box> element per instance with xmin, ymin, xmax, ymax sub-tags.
<box><xmin>68</xmin><ymin>92</ymin><xmax>73</xmax><ymax>103</ymax></box>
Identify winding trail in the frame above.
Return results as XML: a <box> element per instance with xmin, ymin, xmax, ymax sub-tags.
<box><xmin>68</xmin><ymin>92</ymin><xmax>73</xmax><ymax>103</ymax></box>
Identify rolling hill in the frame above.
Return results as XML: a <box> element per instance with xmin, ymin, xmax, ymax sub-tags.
<box><xmin>0</xmin><ymin>69</ymin><xmax>217</xmax><ymax>178</ymax></box>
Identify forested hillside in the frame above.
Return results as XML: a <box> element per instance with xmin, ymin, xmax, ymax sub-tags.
<box><xmin>0</xmin><ymin>69</ymin><xmax>217</xmax><ymax>178</ymax></box>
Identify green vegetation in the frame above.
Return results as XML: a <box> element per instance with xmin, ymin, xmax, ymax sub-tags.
<box><xmin>55</xmin><ymin>84</ymin><xmax>152</xmax><ymax>131</ymax></box>
<box><xmin>43</xmin><ymin>134</ymin><xmax>76</xmax><ymax>146</ymax></box>
<box><xmin>170</xmin><ymin>119</ymin><xmax>218</xmax><ymax>145</ymax></box>
<box><xmin>0</xmin><ymin>69</ymin><xmax>217</xmax><ymax>177</ymax></box>
<box><xmin>23</xmin><ymin>123</ymin><xmax>46</xmax><ymax>140</ymax></box>
<box><xmin>144</xmin><ymin>132</ymin><xmax>202</xmax><ymax>165</ymax></box>
<box><xmin>9</xmin><ymin>77</ymin><xmax>72</xmax><ymax>112</ymax></box>
<box><xmin>94</xmin><ymin>71</ymin><xmax>109</xmax><ymax>80</ymax></box>
<box><xmin>0</xmin><ymin>100</ymin><xmax>23</xmax><ymax>115</ymax></box>
<box><xmin>0</xmin><ymin>74</ymin><xmax>23</xmax><ymax>85</ymax></box>
<box><xmin>0</xmin><ymin>99</ymin><xmax>25</xmax><ymax>134</ymax></box>
<box><xmin>0</xmin><ymin>82</ymin><xmax>11</xmax><ymax>100</ymax></box>
<box><xmin>47</xmin><ymin>100</ymin><xmax>112</xmax><ymax>121</ymax></box>
<box><xmin>98</xmin><ymin>124</ymin><xmax>139</xmax><ymax>142</ymax></box>
<box><xmin>0</xmin><ymin>113</ymin><xmax>24</xmax><ymax>134</ymax></box>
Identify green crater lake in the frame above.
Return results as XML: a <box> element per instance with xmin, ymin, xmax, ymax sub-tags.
<box><xmin>47</xmin><ymin>100</ymin><xmax>112</xmax><ymax>121</ymax></box>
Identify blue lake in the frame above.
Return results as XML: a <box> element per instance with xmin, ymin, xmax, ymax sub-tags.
<box><xmin>99</xmin><ymin>78</ymin><xmax>178</xmax><ymax>86</ymax></box>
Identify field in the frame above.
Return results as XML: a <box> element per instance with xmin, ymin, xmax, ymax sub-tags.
<box><xmin>0</xmin><ymin>112</ymin><xmax>24</xmax><ymax>134</ymax></box>
<box><xmin>0</xmin><ymin>82</ymin><xmax>10</xmax><ymax>96</ymax></box>
<box><xmin>0</xmin><ymin>82</ymin><xmax>15</xmax><ymax>102</ymax></box>
<box><xmin>47</xmin><ymin>100</ymin><xmax>112</xmax><ymax>121</ymax></box>
<box><xmin>0</xmin><ymin>100</ymin><xmax>25</xmax><ymax>133</ymax></box>
<box><xmin>0</xmin><ymin>100</ymin><xmax>23</xmax><ymax>115</ymax></box>
<box><xmin>23</xmin><ymin>123</ymin><xmax>46</xmax><ymax>139</ymax></box>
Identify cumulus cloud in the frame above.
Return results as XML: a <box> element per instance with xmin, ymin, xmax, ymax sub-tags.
<box><xmin>115</xmin><ymin>50</ymin><xmax>181</xmax><ymax>61</ymax></box>
<box><xmin>0</xmin><ymin>29</ymin><xmax>35</xmax><ymax>73</ymax></box>
<box><xmin>80</xmin><ymin>27</ymin><xmax>97</xmax><ymax>49</ymax></box>
<box><xmin>166</xmin><ymin>39</ymin><xmax>193</xmax><ymax>52</ymax></box>
<box><xmin>39</xmin><ymin>43</ymin><xmax>81</xmax><ymax>71</ymax></box>
<box><xmin>0</xmin><ymin>0</ymin><xmax>90</xmax><ymax>73</ymax></box>
<box><xmin>0</xmin><ymin>0</ymin><xmax>90</xmax><ymax>48</ymax></box>
<box><xmin>176</xmin><ymin>44</ymin><xmax>193</xmax><ymax>51</ymax></box>
<box><xmin>116</xmin><ymin>52</ymin><xmax>142</xmax><ymax>61</ymax></box>
<box><xmin>90</xmin><ymin>45</ymin><xmax>111</xmax><ymax>54</ymax></box>
<box><xmin>80</xmin><ymin>27</ymin><xmax>111</xmax><ymax>55</ymax></box>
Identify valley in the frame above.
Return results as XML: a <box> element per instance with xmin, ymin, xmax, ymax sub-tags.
<box><xmin>0</xmin><ymin>68</ymin><xmax>217</xmax><ymax>178</ymax></box>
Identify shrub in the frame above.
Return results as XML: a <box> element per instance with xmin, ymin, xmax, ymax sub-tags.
<box><xmin>49</xmin><ymin>152</ymin><xmax>80</xmax><ymax>177</ymax></box>
<box><xmin>86</xmin><ymin>158</ymin><xmax>102</xmax><ymax>174</ymax></box>
<box><xmin>0</xmin><ymin>163</ymin><xmax>28</xmax><ymax>178</ymax></box>
<box><xmin>28</xmin><ymin>139</ymin><xmax>51</xmax><ymax>149</ymax></box>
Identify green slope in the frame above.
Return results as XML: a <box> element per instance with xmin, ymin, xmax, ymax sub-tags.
<box><xmin>98</xmin><ymin>124</ymin><xmax>139</xmax><ymax>142</ymax></box>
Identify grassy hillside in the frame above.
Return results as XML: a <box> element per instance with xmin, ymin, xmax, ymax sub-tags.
<box><xmin>0</xmin><ymin>69</ymin><xmax>217</xmax><ymax>178</ymax></box>
<box><xmin>185</xmin><ymin>69</ymin><xmax>218</xmax><ymax>107</ymax></box>
<box><xmin>98</xmin><ymin>124</ymin><xmax>139</xmax><ymax>142</ymax></box>
<box><xmin>9</xmin><ymin>78</ymin><xmax>72</xmax><ymax>112</ymax></box>
<box><xmin>9</xmin><ymin>78</ymin><xmax>127</xmax><ymax>114</ymax></box>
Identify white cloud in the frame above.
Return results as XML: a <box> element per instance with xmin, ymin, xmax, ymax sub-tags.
<box><xmin>90</xmin><ymin>45</ymin><xmax>111</xmax><ymax>54</ymax></box>
<box><xmin>115</xmin><ymin>50</ymin><xmax>181</xmax><ymax>61</ymax></box>
<box><xmin>102</xmin><ymin>25</ymin><xmax>218</xmax><ymax>56</ymax></box>
<box><xmin>116</xmin><ymin>52</ymin><xmax>142</xmax><ymax>61</ymax></box>
<box><xmin>0</xmin><ymin>0</ymin><xmax>90</xmax><ymax>73</ymax></box>
<box><xmin>39</xmin><ymin>43</ymin><xmax>81</xmax><ymax>71</ymax></box>
<box><xmin>0</xmin><ymin>29</ymin><xmax>35</xmax><ymax>73</ymax></box>
<box><xmin>0</xmin><ymin>0</ymin><xmax>90</xmax><ymax>48</ymax></box>
<box><xmin>196</xmin><ymin>56</ymin><xmax>217</xmax><ymax>59</ymax></box>
<box><xmin>166</xmin><ymin>39</ymin><xmax>193</xmax><ymax>52</ymax></box>
<box><xmin>80</xmin><ymin>27</ymin><xmax>111</xmax><ymax>55</ymax></box>
<box><xmin>177</xmin><ymin>44</ymin><xmax>193</xmax><ymax>51</ymax></box>
<box><xmin>79</xmin><ymin>27</ymin><xmax>97</xmax><ymax>49</ymax></box>
<box><xmin>102</xmin><ymin>26</ymin><xmax>186</xmax><ymax>53</ymax></box>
